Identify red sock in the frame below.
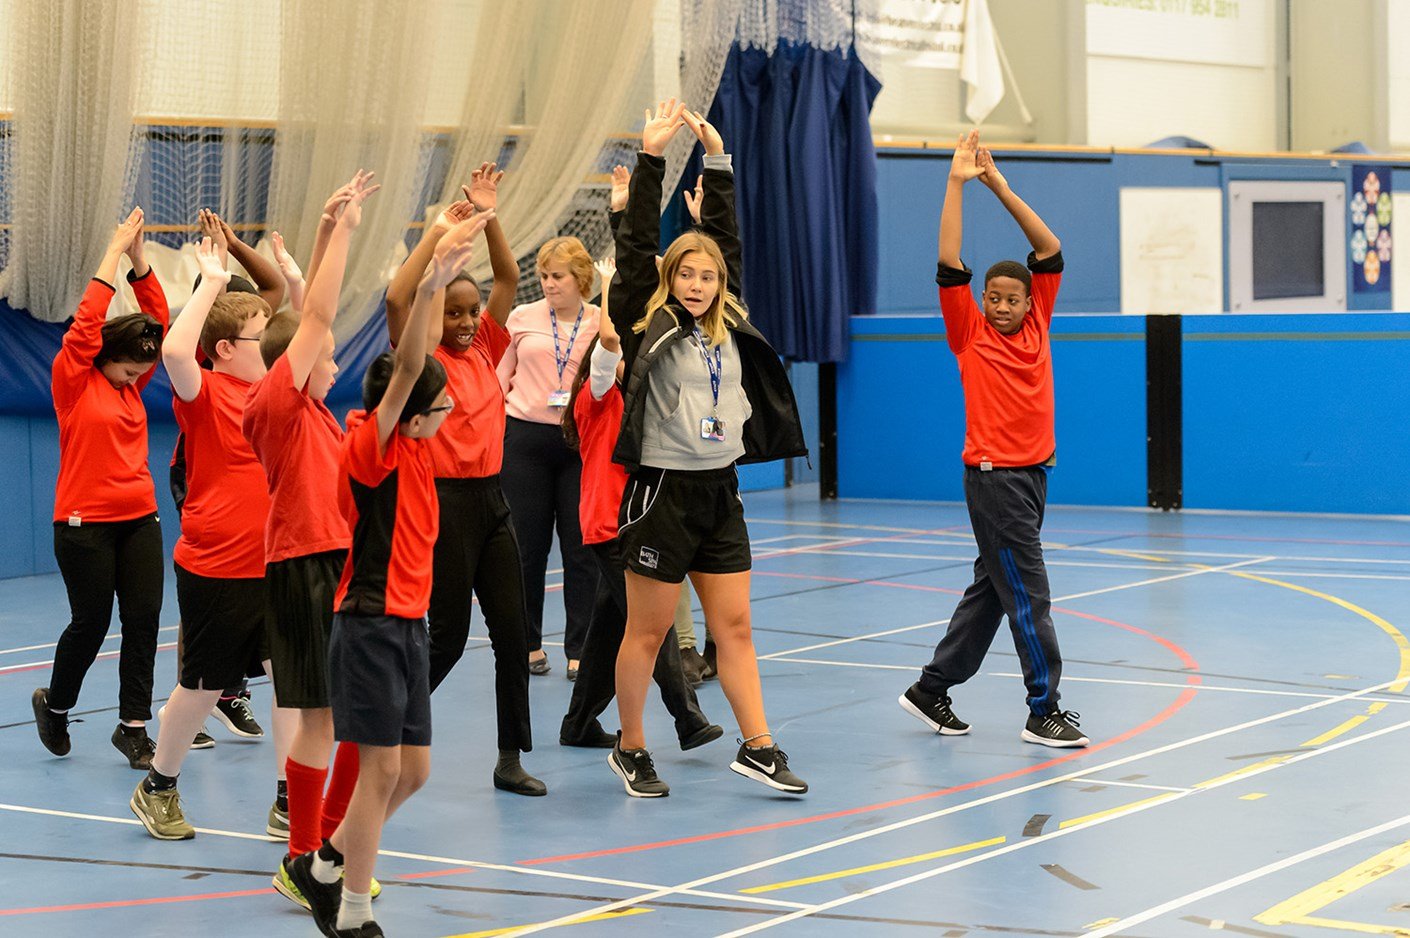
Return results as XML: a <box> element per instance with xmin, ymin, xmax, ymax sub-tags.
<box><xmin>321</xmin><ymin>741</ymin><xmax>360</xmax><ymax>840</ymax></box>
<box><xmin>284</xmin><ymin>758</ymin><xmax>328</xmax><ymax>858</ymax></box>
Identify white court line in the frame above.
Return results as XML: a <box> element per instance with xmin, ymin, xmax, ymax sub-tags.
<box><xmin>758</xmin><ymin>557</ymin><xmax>1271</xmax><ymax>660</ymax></box>
<box><xmin>769</xmin><ymin>657</ymin><xmax>1410</xmax><ymax>707</ymax></box>
<box><xmin>0</xmin><ymin>642</ymin><xmax>178</xmax><ymax>675</ymax></box>
<box><xmin>502</xmin><ymin>677</ymin><xmax>1404</xmax><ymax>937</ymax></box>
<box><xmin>1063</xmin><ymin>778</ymin><xmax>1193</xmax><ymax>793</ymax></box>
<box><xmin>0</xmin><ymin>625</ymin><xmax>180</xmax><ymax>658</ymax></box>
<box><xmin>718</xmin><ymin>715</ymin><xmax>1410</xmax><ymax>936</ymax></box>
<box><xmin>770</xmin><ymin>547</ymin><xmax>1181</xmax><ymax>573</ymax></box>
<box><xmin>0</xmin><ymin>802</ymin><xmax>810</xmax><ymax>912</ymax></box>
<box><xmin>1082</xmin><ymin>813</ymin><xmax>1410</xmax><ymax>937</ymax></box>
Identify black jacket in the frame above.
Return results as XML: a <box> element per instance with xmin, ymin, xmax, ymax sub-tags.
<box><xmin>609</xmin><ymin>152</ymin><xmax>807</xmax><ymax>472</ymax></box>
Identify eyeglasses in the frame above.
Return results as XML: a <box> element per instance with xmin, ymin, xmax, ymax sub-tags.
<box><xmin>230</xmin><ymin>335</ymin><xmax>263</xmax><ymax>343</ymax></box>
<box><xmin>422</xmin><ymin>394</ymin><xmax>454</xmax><ymax>416</ymax></box>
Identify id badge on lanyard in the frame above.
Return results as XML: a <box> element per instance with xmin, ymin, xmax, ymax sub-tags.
<box><xmin>695</xmin><ymin>327</ymin><xmax>726</xmax><ymax>442</ymax></box>
<box><xmin>548</xmin><ymin>305</ymin><xmax>585</xmax><ymax>407</ymax></box>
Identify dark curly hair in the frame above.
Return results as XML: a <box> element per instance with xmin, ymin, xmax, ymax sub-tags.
<box><xmin>95</xmin><ymin>314</ymin><xmax>164</xmax><ymax>367</ymax></box>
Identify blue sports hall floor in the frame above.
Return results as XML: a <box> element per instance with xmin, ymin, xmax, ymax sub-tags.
<box><xmin>4</xmin><ymin>484</ymin><xmax>1410</xmax><ymax>937</ymax></box>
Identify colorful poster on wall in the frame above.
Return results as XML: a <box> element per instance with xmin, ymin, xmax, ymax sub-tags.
<box><xmin>1350</xmin><ymin>165</ymin><xmax>1392</xmax><ymax>293</ymax></box>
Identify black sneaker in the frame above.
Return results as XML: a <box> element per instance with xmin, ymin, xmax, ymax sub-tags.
<box><xmin>898</xmin><ymin>684</ymin><xmax>970</xmax><ymax>736</ymax></box>
<box><xmin>332</xmin><ymin>922</ymin><xmax>384</xmax><ymax>938</ymax></box>
<box><xmin>607</xmin><ymin>735</ymin><xmax>669</xmax><ymax>797</ymax></box>
<box><xmin>729</xmin><ymin>742</ymin><xmax>808</xmax><ymax>794</ymax></box>
<box><xmin>213</xmin><ymin>693</ymin><xmax>263</xmax><ymax>738</ymax></box>
<box><xmin>286</xmin><ymin>849</ymin><xmax>343</xmax><ymax>937</ymax></box>
<box><xmin>1022</xmin><ymin>709</ymin><xmax>1090</xmax><ymax>748</ymax></box>
<box><xmin>32</xmin><ymin>688</ymin><xmax>72</xmax><ymax>756</ymax></box>
<box><xmin>678</xmin><ymin>722</ymin><xmax>724</xmax><ymax>751</ymax></box>
<box><xmin>111</xmin><ymin>724</ymin><xmax>156</xmax><ymax>769</ymax></box>
<box><xmin>679</xmin><ymin>647</ymin><xmax>707</xmax><ymax>687</ymax></box>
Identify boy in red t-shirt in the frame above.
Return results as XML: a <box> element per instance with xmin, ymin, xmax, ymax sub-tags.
<box><xmin>241</xmin><ymin>174</ymin><xmax>380</xmax><ymax>903</ymax></box>
<box><xmin>899</xmin><ymin>131</ymin><xmax>1089</xmax><ymax>749</ymax></box>
<box><xmin>130</xmin><ymin>237</ymin><xmax>278</xmax><ymax>840</ymax></box>
<box><xmin>286</xmin><ymin>212</ymin><xmax>489</xmax><ymax>938</ymax></box>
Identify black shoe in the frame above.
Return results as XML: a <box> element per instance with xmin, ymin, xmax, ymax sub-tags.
<box><xmin>729</xmin><ymin>742</ymin><xmax>808</xmax><ymax>794</ymax></box>
<box><xmin>560</xmin><ymin>720</ymin><xmax>617</xmax><ymax>748</ymax></box>
<box><xmin>566</xmin><ymin>660</ymin><xmax>579</xmax><ymax>682</ymax></box>
<box><xmin>286</xmin><ymin>849</ymin><xmax>343</xmax><ymax>937</ymax></box>
<box><xmin>332</xmin><ymin>923</ymin><xmax>384</xmax><ymax>938</ymax></box>
<box><xmin>111</xmin><ymin>724</ymin><xmax>156</xmax><ymax>770</ymax></box>
<box><xmin>608</xmin><ymin>735</ymin><xmax>669</xmax><ymax>797</ymax></box>
<box><xmin>1022</xmin><ymin>709</ymin><xmax>1090</xmax><ymax>748</ymax></box>
<box><xmin>529</xmin><ymin>655</ymin><xmax>551</xmax><ymax>676</ymax></box>
<box><xmin>678</xmin><ymin>722</ymin><xmax>724</xmax><ymax>751</ymax></box>
<box><xmin>700</xmin><ymin>641</ymin><xmax>718</xmax><ymax>681</ymax></box>
<box><xmin>32</xmin><ymin>688</ymin><xmax>72</xmax><ymax>756</ymax></box>
<box><xmin>213</xmin><ymin>693</ymin><xmax>263</xmax><ymax>738</ymax></box>
<box><xmin>679</xmin><ymin>648</ymin><xmax>707</xmax><ymax>687</ymax></box>
<box><xmin>493</xmin><ymin>760</ymin><xmax>548</xmax><ymax>796</ymax></box>
<box><xmin>898</xmin><ymin>684</ymin><xmax>970</xmax><ymax>736</ymax></box>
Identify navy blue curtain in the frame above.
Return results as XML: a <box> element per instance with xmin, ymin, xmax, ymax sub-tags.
<box><xmin>707</xmin><ymin>41</ymin><xmax>880</xmax><ymax>364</ymax></box>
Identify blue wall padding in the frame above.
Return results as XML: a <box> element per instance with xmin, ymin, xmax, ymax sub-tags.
<box><xmin>838</xmin><ymin>314</ymin><xmax>1147</xmax><ymax>507</ymax></box>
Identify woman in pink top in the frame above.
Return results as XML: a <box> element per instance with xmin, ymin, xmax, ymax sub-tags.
<box><xmin>496</xmin><ymin>237</ymin><xmax>599</xmax><ymax>679</ymax></box>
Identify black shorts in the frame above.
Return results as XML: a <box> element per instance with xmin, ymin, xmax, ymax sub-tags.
<box><xmin>265</xmin><ymin>550</ymin><xmax>347</xmax><ymax>709</ymax></box>
<box><xmin>328</xmin><ymin>613</ymin><xmax>432</xmax><ymax>747</ymax></box>
<box><xmin>616</xmin><ymin>465</ymin><xmax>752</xmax><ymax>583</ymax></box>
<box><xmin>174</xmin><ymin>563</ymin><xmax>266</xmax><ymax>691</ymax></box>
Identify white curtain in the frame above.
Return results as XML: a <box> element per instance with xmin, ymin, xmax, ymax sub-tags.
<box><xmin>265</xmin><ymin>0</ymin><xmax>435</xmax><ymax>341</ymax></box>
<box><xmin>661</xmin><ymin>0</ymin><xmax>745</xmax><ymax>212</ymax></box>
<box><xmin>0</xmin><ymin>0</ymin><xmax>143</xmax><ymax>322</ymax></box>
<box><xmin>442</xmin><ymin>0</ymin><xmax>656</xmax><ymax>285</ymax></box>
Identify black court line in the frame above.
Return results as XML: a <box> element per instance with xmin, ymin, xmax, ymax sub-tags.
<box><xmin>1041</xmin><ymin>864</ymin><xmax>1100</xmax><ymax>890</ymax></box>
<box><xmin>1180</xmin><ymin>915</ymin><xmax>1293</xmax><ymax>937</ymax></box>
<box><xmin>1022</xmin><ymin>814</ymin><xmax>1051</xmax><ymax>837</ymax></box>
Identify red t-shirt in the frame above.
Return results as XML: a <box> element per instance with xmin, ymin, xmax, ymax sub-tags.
<box><xmin>242</xmin><ymin>354</ymin><xmax>351</xmax><ymax>565</ymax></box>
<box><xmin>334</xmin><ymin>410</ymin><xmax>439</xmax><ymax>619</ymax></box>
<box><xmin>52</xmin><ymin>274</ymin><xmax>170</xmax><ymax>523</ymax></box>
<box><xmin>574</xmin><ymin>382</ymin><xmax>627</xmax><ymax>545</ymax></box>
<box><xmin>427</xmin><ymin>315</ymin><xmax>510</xmax><ymax>479</ymax></box>
<box><xmin>173</xmin><ymin>370</ymin><xmax>271</xmax><ymax>578</ymax></box>
<box><xmin>938</xmin><ymin>255</ymin><xmax>1062</xmax><ymax>468</ymax></box>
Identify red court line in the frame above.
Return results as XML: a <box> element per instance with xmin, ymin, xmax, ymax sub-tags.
<box><xmin>0</xmin><ymin>886</ymin><xmax>273</xmax><ymax>917</ymax></box>
<box><xmin>520</xmin><ymin>572</ymin><xmax>1201</xmax><ymax>866</ymax></box>
<box><xmin>398</xmin><ymin>865</ymin><xmax>478</xmax><ymax>880</ymax></box>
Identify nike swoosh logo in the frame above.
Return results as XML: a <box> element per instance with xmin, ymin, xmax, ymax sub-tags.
<box><xmin>623</xmin><ymin>765</ymin><xmax>637</xmax><ymax>781</ymax></box>
<box><xmin>749</xmin><ymin>756</ymin><xmax>778</xmax><ymax>776</ymax></box>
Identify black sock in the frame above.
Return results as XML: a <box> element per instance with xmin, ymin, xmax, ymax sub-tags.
<box><xmin>318</xmin><ymin>839</ymin><xmax>345</xmax><ymax>867</ymax></box>
<box><xmin>144</xmin><ymin>768</ymin><xmax>178</xmax><ymax>792</ymax></box>
<box><xmin>118</xmin><ymin>723</ymin><xmax>146</xmax><ymax>737</ymax></box>
<box><xmin>277</xmin><ymin>779</ymin><xmax>288</xmax><ymax>800</ymax></box>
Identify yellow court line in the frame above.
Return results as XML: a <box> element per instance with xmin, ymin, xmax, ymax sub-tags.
<box><xmin>1095</xmin><ymin>547</ymin><xmax>1180</xmax><ymax>565</ymax></box>
<box><xmin>1194</xmin><ymin>755</ymin><xmax>1291</xmax><ymax>790</ymax></box>
<box><xmin>1229</xmin><ymin>573</ymin><xmax>1410</xmax><ymax>694</ymax></box>
<box><xmin>739</xmin><ymin>836</ymin><xmax>1005</xmax><ymax>894</ymax></box>
<box><xmin>1240</xmin><ymin>793</ymin><xmax>1268</xmax><ymax>801</ymax></box>
<box><xmin>1058</xmin><ymin>793</ymin><xmax>1179</xmax><ymax>830</ymax></box>
<box><xmin>445</xmin><ymin>907</ymin><xmax>651</xmax><ymax>937</ymax></box>
<box><xmin>1302</xmin><ymin>715</ymin><xmax>1371</xmax><ymax>748</ymax></box>
<box><xmin>1256</xmin><ymin>839</ymin><xmax>1410</xmax><ymax>930</ymax></box>
<box><xmin>1291</xmin><ymin>917</ymin><xmax>1410</xmax><ymax>936</ymax></box>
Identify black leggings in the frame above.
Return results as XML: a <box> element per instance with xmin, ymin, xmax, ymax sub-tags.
<box><xmin>427</xmin><ymin>476</ymin><xmax>533</xmax><ymax>752</ymax></box>
<box><xmin>500</xmin><ymin>415</ymin><xmax>598</xmax><ymax>660</ymax></box>
<box><xmin>49</xmin><ymin>514</ymin><xmax>163</xmax><ymax>722</ymax></box>
<box><xmin>561</xmin><ymin>540</ymin><xmax>710</xmax><ymax>743</ymax></box>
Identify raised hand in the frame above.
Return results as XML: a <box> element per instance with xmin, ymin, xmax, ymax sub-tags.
<box><xmin>107</xmin><ymin>207</ymin><xmax>143</xmax><ymax>256</ymax></box>
<box><xmin>594</xmin><ymin>257</ymin><xmax>620</xmax><ymax>351</ymax></box>
<box><xmin>464</xmin><ymin>161</ymin><xmax>504</xmax><ymax>212</ymax></box>
<box><xmin>682</xmin><ymin>174</ymin><xmax>704</xmax><ymax>225</ymax></box>
<box><xmin>424</xmin><ymin>211</ymin><xmax>493</xmax><ymax>291</ymax></box>
<box><xmin>609</xmin><ymin>164</ymin><xmax>631</xmax><ymax>213</ymax></box>
<box><xmin>319</xmin><ymin>170</ymin><xmax>371</xmax><ymax>227</ymax></box>
<box><xmin>194</xmin><ymin>236</ymin><xmax>232</xmax><ymax>288</ymax></box>
<box><xmin>338</xmin><ymin>172</ymin><xmax>382</xmax><ymax>231</ymax></box>
<box><xmin>949</xmin><ymin>129</ymin><xmax>983</xmax><ymax>184</ymax></box>
<box><xmin>270</xmin><ymin>231</ymin><xmax>303</xmax><ymax>282</ymax></box>
<box><xmin>642</xmin><ymin>98</ymin><xmax>688</xmax><ymax>157</ymax></box>
<box><xmin>198</xmin><ymin>208</ymin><xmax>230</xmax><ymax>264</ymax></box>
<box><xmin>977</xmin><ymin>146</ymin><xmax>1009</xmax><ymax>192</ymax></box>
<box><xmin>681</xmin><ymin>110</ymin><xmax>724</xmax><ymax>156</ymax></box>
<box><xmin>432</xmin><ymin>198</ymin><xmax>473</xmax><ymax>239</ymax></box>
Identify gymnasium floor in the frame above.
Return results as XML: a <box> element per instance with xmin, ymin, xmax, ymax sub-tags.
<box><xmin>3</xmin><ymin>485</ymin><xmax>1410</xmax><ymax>937</ymax></box>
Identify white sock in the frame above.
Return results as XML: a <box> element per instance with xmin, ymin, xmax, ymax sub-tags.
<box><xmin>310</xmin><ymin>850</ymin><xmax>341</xmax><ymax>885</ymax></box>
<box><xmin>336</xmin><ymin>886</ymin><xmax>373</xmax><ymax>929</ymax></box>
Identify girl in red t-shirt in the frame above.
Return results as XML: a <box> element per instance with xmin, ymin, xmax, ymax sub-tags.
<box><xmin>34</xmin><ymin>208</ymin><xmax>171</xmax><ymax>771</ymax></box>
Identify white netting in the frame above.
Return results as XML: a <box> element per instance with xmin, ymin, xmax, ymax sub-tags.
<box><xmin>0</xmin><ymin>0</ymin><xmax>733</xmax><ymax>326</ymax></box>
<box><xmin>0</xmin><ymin>0</ymin><xmax>144</xmax><ymax>323</ymax></box>
<box><xmin>737</xmin><ymin>0</ymin><xmax>881</xmax><ymax>69</ymax></box>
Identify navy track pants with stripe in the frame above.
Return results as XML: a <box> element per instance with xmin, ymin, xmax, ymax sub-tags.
<box><xmin>919</xmin><ymin>465</ymin><xmax>1062</xmax><ymax>715</ymax></box>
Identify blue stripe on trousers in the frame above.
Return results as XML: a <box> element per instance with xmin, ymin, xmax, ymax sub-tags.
<box><xmin>1000</xmin><ymin>547</ymin><xmax>1050</xmax><ymax>712</ymax></box>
